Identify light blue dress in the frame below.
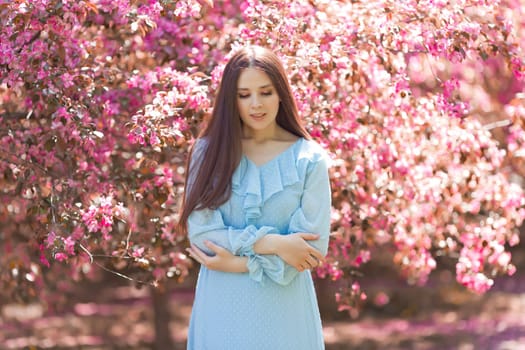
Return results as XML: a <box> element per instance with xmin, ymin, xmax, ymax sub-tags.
<box><xmin>186</xmin><ymin>137</ymin><xmax>331</xmax><ymax>350</ymax></box>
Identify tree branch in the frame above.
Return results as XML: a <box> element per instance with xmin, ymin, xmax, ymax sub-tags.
<box><xmin>0</xmin><ymin>151</ymin><xmax>50</xmax><ymax>176</ymax></box>
<box><xmin>483</xmin><ymin>119</ymin><xmax>511</xmax><ymax>130</ymax></box>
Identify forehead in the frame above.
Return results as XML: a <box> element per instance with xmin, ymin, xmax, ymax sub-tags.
<box><xmin>237</xmin><ymin>68</ymin><xmax>273</xmax><ymax>89</ymax></box>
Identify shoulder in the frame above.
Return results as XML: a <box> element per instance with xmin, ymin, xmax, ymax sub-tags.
<box><xmin>296</xmin><ymin>138</ymin><xmax>331</xmax><ymax>166</ymax></box>
<box><xmin>188</xmin><ymin>137</ymin><xmax>210</xmax><ymax>168</ymax></box>
<box><xmin>192</xmin><ymin>137</ymin><xmax>209</xmax><ymax>151</ymax></box>
<box><xmin>191</xmin><ymin>137</ymin><xmax>210</xmax><ymax>157</ymax></box>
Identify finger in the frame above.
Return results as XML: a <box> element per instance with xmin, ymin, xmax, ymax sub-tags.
<box><xmin>190</xmin><ymin>244</ymin><xmax>210</xmax><ymax>264</ymax></box>
<box><xmin>188</xmin><ymin>249</ymin><xmax>205</xmax><ymax>265</ymax></box>
<box><xmin>292</xmin><ymin>261</ymin><xmax>303</xmax><ymax>271</ymax></box>
<box><xmin>299</xmin><ymin>233</ymin><xmax>320</xmax><ymax>241</ymax></box>
<box><xmin>204</xmin><ymin>240</ymin><xmax>226</xmax><ymax>255</ymax></box>
<box><xmin>186</xmin><ymin>248</ymin><xmax>202</xmax><ymax>264</ymax></box>
<box><xmin>308</xmin><ymin>248</ymin><xmax>325</xmax><ymax>262</ymax></box>
<box><xmin>305</xmin><ymin>256</ymin><xmax>318</xmax><ymax>269</ymax></box>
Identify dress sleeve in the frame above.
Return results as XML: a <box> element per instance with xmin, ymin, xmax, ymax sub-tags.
<box><xmin>186</xmin><ymin>139</ymin><xmax>279</xmax><ymax>256</ymax></box>
<box><xmin>246</xmin><ymin>153</ymin><xmax>332</xmax><ymax>286</ymax></box>
<box><xmin>188</xmin><ymin>209</ymin><xmax>279</xmax><ymax>256</ymax></box>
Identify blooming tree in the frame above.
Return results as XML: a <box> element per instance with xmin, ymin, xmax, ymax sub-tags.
<box><xmin>1</xmin><ymin>0</ymin><xmax>524</xmax><ymax>322</ymax></box>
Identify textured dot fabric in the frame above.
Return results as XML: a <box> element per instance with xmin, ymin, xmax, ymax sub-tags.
<box><xmin>186</xmin><ymin>137</ymin><xmax>331</xmax><ymax>350</ymax></box>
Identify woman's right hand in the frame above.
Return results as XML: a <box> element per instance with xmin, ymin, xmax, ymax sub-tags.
<box><xmin>272</xmin><ymin>233</ymin><xmax>325</xmax><ymax>272</ymax></box>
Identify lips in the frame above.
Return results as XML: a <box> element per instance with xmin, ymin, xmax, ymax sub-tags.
<box><xmin>250</xmin><ymin>113</ymin><xmax>266</xmax><ymax>120</ymax></box>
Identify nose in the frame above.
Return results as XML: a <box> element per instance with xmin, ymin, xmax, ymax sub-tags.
<box><xmin>251</xmin><ymin>95</ymin><xmax>262</xmax><ymax>109</ymax></box>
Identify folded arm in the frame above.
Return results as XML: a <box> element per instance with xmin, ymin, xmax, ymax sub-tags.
<box><xmin>187</xmin><ymin>208</ymin><xmax>280</xmax><ymax>256</ymax></box>
<box><xmin>185</xmin><ymin>138</ymin><xmax>281</xmax><ymax>257</ymax></box>
<box><xmin>246</xmin><ymin>155</ymin><xmax>332</xmax><ymax>285</ymax></box>
<box><xmin>184</xmin><ymin>139</ymin><xmax>331</xmax><ymax>285</ymax></box>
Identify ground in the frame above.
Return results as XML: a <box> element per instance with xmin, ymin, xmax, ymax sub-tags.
<box><xmin>1</xmin><ymin>261</ymin><xmax>525</xmax><ymax>350</ymax></box>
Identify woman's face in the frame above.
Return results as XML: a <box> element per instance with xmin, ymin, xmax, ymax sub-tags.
<box><xmin>236</xmin><ymin>68</ymin><xmax>280</xmax><ymax>138</ymax></box>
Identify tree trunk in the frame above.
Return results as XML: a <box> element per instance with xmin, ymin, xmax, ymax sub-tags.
<box><xmin>151</xmin><ymin>284</ymin><xmax>175</xmax><ymax>350</ymax></box>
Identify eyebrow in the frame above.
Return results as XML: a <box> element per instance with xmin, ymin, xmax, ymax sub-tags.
<box><xmin>237</xmin><ymin>84</ymin><xmax>273</xmax><ymax>91</ymax></box>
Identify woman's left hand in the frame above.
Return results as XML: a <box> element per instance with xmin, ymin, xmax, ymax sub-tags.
<box><xmin>186</xmin><ymin>241</ymin><xmax>248</xmax><ymax>273</ymax></box>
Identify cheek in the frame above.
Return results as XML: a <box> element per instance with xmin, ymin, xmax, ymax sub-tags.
<box><xmin>237</xmin><ymin>99</ymin><xmax>247</xmax><ymax>113</ymax></box>
<box><xmin>238</xmin><ymin>101</ymin><xmax>252</xmax><ymax>121</ymax></box>
<box><xmin>271</xmin><ymin>98</ymin><xmax>280</xmax><ymax>111</ymax></box>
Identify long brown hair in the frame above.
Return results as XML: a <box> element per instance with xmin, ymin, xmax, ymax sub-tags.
<box><xmin>177</xmin><ymin>46</ymin><xmax>310</xmax><ymax>235</ymax></box>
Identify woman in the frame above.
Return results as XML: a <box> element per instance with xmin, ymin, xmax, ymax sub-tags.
<box><xmin>178</xmin><ymin>46</ymin><xmax>331</xmax><ymax>350</ymax></box>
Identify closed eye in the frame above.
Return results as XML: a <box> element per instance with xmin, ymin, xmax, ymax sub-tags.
<box><xmin>237</xmin><ymin>90</ymin><xmax>274</xmax><ymax>99</ymax></box>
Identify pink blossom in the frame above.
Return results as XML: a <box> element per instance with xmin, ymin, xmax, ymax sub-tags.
<box><xmin>46</xmin><ymin>231</ymin><xmax>57</xmax><ymax>247</ymax></box>
<box><xmin>54</xmin><ymin>253</ymin><xmax>68</xmax><ymax>262</ymax></box>
<box><xmin>132</xmin><ymin>247</ymin><xmax>145</xmax><ymax>258</ymax></box>
<box><xmin>63</xmin><ymin>237</ymin><xmax>76</xmax><ymax>255</ymax></box>
<box><xmin>39</xmin><ymin>244</ymin><xmax>50</xmax><ymax>268</ymax></box>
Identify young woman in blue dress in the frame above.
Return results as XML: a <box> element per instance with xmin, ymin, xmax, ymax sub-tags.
<box><xmin>178</xmin><ymin>46</ymin><xmax>332</xmax><ymax>350</ymax></box>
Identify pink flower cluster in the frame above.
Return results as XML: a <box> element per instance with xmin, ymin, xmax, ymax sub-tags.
<box><xmin>129</xmin><ymin>70</ymin><xmax>210</xmax><ymax>148</ymax></box>
<box><xmin>335</xmin><ymin>282</ymin><xmax>367</xmax><ymax>319</ymax></box>
<box><xmin>438</xmin><ymin>78</ymin><xmax>471</xmax><ymax>118</ymax></box>
<box><xmin>81</xmin><ymin>195</ymin><xmax>125</xmax><ymax>240</ymax></box>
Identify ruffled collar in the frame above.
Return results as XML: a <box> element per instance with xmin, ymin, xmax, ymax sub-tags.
<box><xmin>232</xmin><ymin>138</ymin><xmax>303</xmax><ymax>224</ymax></box>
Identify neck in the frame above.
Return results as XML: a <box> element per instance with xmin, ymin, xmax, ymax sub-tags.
<box><xmin>242</xmin><ymin>124</ymin><xmax>279</xmax><ymax>143</ymax></box>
